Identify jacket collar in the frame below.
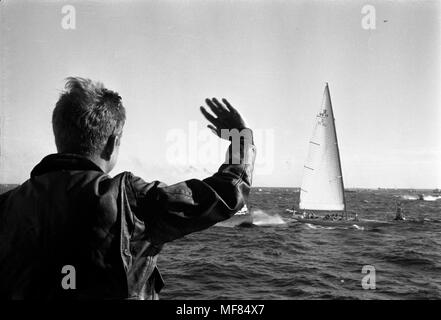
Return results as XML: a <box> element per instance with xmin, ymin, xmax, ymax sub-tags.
<box><xmin>31</xmin><ymin>153</ymin><xmax>104</xmax><ymax>177</ymax></box>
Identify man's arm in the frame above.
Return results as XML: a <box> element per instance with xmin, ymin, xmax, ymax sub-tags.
<box><xmin>0</xmin><ymin>188</ymin><xmax>14</xmax><ymax>222</ymax></box>
<box><xmin>131</xmin><ymin>98</ymin><xmax>256</xmax><ymax>243</ymax></box>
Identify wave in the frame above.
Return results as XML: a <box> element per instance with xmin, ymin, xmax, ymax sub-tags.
<box><xmin>215</xmin><ymin>208</ymin><xmax>286</xmax><ymax>227</ymax></box>
<box><xmin>400</xmin><ymin>195</ymin><xmax>419</xmax><ymax>200</ymax></box>
<box><xmin>400</xmin><ymin>194</ymin><xmax>441</xmax><ymax>201</ymax></box>
<box><xmin>305</xmin><ymin>223</ymin><xmax>336</xmax><ymax>230</ymax></box>
<box><xmin>305</xmin><ymin>223</ymin><xmax>365</xmax><ymax>231</ymax></box>
<box><xmin>252</xmin><ymin>210</ymin><xmax>286</xmax><ymax>226</ymax></box>
<box><xmin>423</xmin><ymin>195</ymin><xmax>441</xmax><ymax>201</ymax></box>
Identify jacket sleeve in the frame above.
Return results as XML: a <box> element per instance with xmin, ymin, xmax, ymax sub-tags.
<box><xmin>0</xmin><ymin>189</ymin><xmax>14</xmax><ymax>222</ymax></box>
<box><xmin>129</xmin><ymin>129</ymin><xmax>256</xmax><ymax>243</ymax></box>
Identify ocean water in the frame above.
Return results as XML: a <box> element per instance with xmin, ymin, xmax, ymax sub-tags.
<box><xmin>158</xmin><ymin>188</ymin><xmax>441</xmax><ymax>300</ymax></box>
<box><xmin>1</xmin><ymin>185</ymin><xmax>440</xmax><ymax>299</ymax></box>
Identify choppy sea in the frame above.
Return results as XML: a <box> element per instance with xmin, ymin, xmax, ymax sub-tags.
<box><xmin>1</xmin><ymin>185</ymin><xmax>440</xmax><ymax>299</ymax></box>
<box><xmin>158</xmin><ymin>188</ymin><xmax>441</xmax><ymax>299</ymax></box>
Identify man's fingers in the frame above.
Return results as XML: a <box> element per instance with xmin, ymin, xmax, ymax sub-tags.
<box><xmin>222</xmin><ymin>98</ymin><xmax>237</xmax><ymax>114</ymax></box>
<box><xmin>205</xmin><ymin>98</ymin><xmax>223</xmax><ymax>116</ymax></box>
<box><xmin>202</xmin><ymin>98</ymin><xmax>245</xmax><ymax>133</ymax></box>
<box><xmin>207</xmin><ymin>124</ymin><xmax>218</xmax><ymax>136</ymax></box>
<box><xmin>207</xmin><ymin>124</ymin><xmax>217</xmax><ymax>131</ymax></box>
<box><xmin>200</xmin><ymin>106</ymin><xmax>217</xmax><ymax>124</ymax></box>
<box><xmin>212</xmin><ymin>98</ymin><xmax>228</xmax><ymax>113</ymax></box>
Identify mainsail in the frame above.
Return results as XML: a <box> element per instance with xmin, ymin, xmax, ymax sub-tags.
<box><xmin>299</xmin><ymin>83</ymin><xmax>346</xmax><ymax>211</ymax></box>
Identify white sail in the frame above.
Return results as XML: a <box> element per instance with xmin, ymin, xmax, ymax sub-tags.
<box><xmin>299</xmin><ymin>83</ymin><xmax>346</xmax><ymax>211</ymax></box>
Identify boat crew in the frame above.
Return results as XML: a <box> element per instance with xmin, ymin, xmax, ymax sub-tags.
<box><xmin>394</xmin><ymin>201</ymin><xmax>405</xmax><ymax>221</ymax></box>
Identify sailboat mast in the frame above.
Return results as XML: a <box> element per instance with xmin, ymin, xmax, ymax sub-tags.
<box><xmin>325</xmin><ymin>83</ymin><xmax>347</xmax><ymax>212</ymax></box>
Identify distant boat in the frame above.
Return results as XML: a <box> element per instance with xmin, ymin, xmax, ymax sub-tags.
<box><xmin>235</xmin><ymin>204</ymin><xmax>249</xmax><ymax>215</ymax></box>
<box><xmin>217</xmin><ymin>204</ymin><xmax>287</xmax><ymax>228</ymax></box>
<box><xmin>292</xmin><ymin>83</ymin><xmax>388</xmax><ymax>228</ymax></box>
<box><xmin>215</xmin><ymin>204</ymin><xmax>253</xmax><ymax>227</ymax></box>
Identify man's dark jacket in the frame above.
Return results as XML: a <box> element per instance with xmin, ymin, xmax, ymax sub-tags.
<box><xmin>0</xmin><ymin>136</ymin><xmax>255</xmax><ymax>299</ymax></box>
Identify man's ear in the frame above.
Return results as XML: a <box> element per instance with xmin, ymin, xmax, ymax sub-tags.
<box><xmin>101</xmin><ymin>134</ymin><xmax>118</xmax><ymax>161</ymax></box>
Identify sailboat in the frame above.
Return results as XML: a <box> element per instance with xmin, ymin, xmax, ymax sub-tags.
<box><xmin>291</xmin><ymin>83</ymin><xmax>388</xmax><ymax>227</ymax></box>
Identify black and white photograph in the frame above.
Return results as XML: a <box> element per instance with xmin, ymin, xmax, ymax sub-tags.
<box><xmin>0</xmin><ymin>0</ymin><xmax>440</xmax><ymax>305</ymax></box>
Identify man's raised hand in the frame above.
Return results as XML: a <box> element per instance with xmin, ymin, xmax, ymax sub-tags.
<box><xmin>200</xmin><ymin>98</ymin><xmax>247</xmax><ymax>140</ymax></box>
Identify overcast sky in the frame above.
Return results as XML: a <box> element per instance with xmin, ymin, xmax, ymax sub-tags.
<box><xmin>0</xmin><ymin>0</ymin><xmax>440</xmax><ymax>188</ymax></box>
